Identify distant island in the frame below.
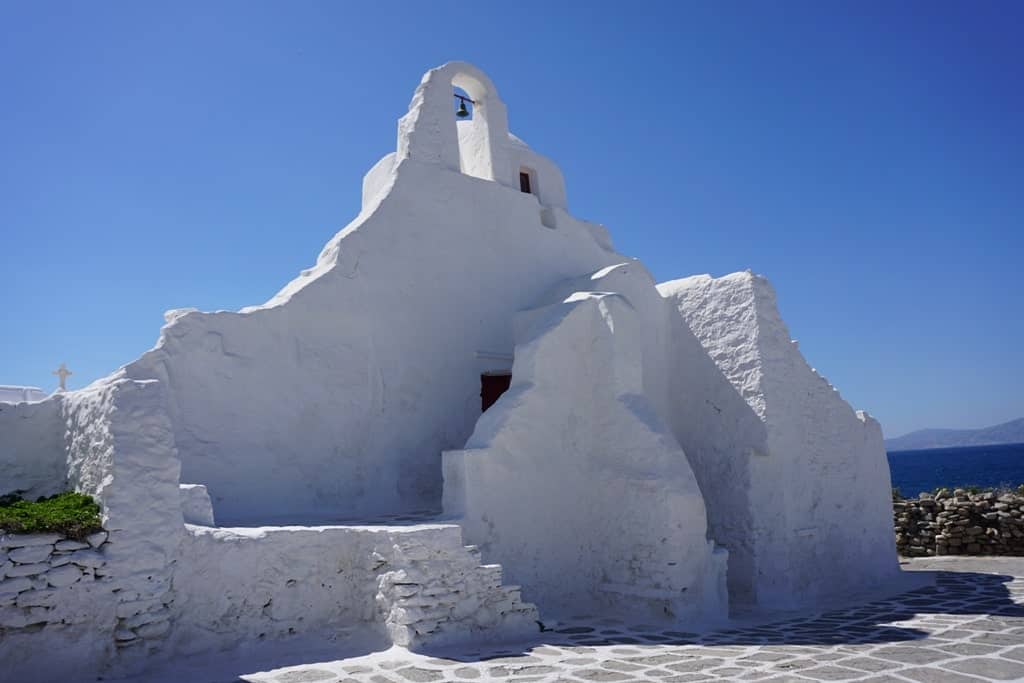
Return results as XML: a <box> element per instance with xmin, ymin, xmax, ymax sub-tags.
<box><xmin>886</xmin><ymin>417</ymin><xmax>1024</xmax><ymax>451</ymax></box>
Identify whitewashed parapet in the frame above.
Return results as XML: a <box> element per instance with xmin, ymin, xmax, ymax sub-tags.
<box><xmin>0</xmin><ymin>530</ymin><xmax>109</xmax><ymax>631</ymax></box>
<box><xmin>0</xmin><ymin>385</ymin><xmax>48</xmax><ymax>404</ymax></box>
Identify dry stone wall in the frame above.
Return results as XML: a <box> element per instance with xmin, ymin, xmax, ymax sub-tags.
<box><xmin>894</xmin><ymin>488</ymin><xmax>1024</xmax><ymax>556</ymax></box>
<box><xmin>0</xmin><ymin>530</ymin><xmax>108</xmax><ymax>631</ymax></box>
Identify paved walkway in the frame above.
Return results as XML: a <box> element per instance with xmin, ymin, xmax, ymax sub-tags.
<box><xmin>206</xmin><ymin>558</ymin><xmax>1024</xmax><ymax>683</ymax></box>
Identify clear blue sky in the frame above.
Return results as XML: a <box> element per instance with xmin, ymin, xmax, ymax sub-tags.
<box><xmin>1</xmin><ymin>2</ymin><xmax>1021</xmax><ymax>438</ymax></box>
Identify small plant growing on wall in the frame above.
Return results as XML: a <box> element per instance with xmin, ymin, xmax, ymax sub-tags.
<box><xmin>0</xmin><ymin>491</ymin><xmax>103</xmax><ymax>539</ymax></box>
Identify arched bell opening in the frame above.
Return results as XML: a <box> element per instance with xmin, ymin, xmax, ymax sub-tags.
<box><xmin>452</xmin><ymin>71</ymin><xmax>497</xmax><ymax>182</ymax></box>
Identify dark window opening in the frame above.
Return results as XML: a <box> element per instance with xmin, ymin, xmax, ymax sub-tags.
<box><xmin>519</xmin><ymin>171</ymin><xmax>532</xmax><ymax>194</ymax></box>
<box><xmin>481</xmin><ymin>372</ymin><xmax>512</xmax><ymax>412</ymax></box>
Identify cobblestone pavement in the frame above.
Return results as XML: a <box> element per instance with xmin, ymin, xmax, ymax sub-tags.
<box><xmin>235</xmin><ymin>559</ymin><xmax>1024</xmax><ymax>683</ymax></box>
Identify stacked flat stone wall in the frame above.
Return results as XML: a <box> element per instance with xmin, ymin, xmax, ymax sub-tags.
<box><xmin>0</xmin><ymin>530</ymin><xmax>108</xmax><ymax>630</ymax></box>
<box><xmin>376</xmin><ymin>538</ymin><xmax>537</xmax><ymax>649</ymax></box>
<box><xmin>894</xmin><ymin>488</ymin><xmax>1024</xmax><ymax>557</ymax></box>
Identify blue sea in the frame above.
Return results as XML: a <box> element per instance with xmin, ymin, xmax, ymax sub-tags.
<box><xmin>887</xmin><ymin>442</ymin><xmax>1024</xmax><ymax>497</ymax></box>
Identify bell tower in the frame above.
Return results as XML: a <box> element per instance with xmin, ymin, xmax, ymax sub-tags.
<box><xmin>396</xmin><ymin>62</ymin><xmax>516</xmax><ymax>189</ymax></box>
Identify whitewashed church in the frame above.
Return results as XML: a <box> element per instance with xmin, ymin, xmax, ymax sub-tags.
<box><xmin>0</xmin><ymin>62</ymin><xmax>899</xmax><ymax>680</ymax></box>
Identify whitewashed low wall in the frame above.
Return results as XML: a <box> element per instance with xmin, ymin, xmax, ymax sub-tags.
<box><xmin>0</xmin><ymin>385</ymin><xmax>48</xmax><ymax>404</ymax></box>
<box><xmin>171</xmin><ymin>523</ymin><xmax>538</xmax><ymax>655</ymax></box>
<box><xmin>0</xmin><ymin>519</ymin><xmax>539</xmax><ymax>680</ymax></box>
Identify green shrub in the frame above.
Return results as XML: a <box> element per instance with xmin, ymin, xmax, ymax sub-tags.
<box><xmin>0</xmin><ymin>492</ymin><xmax>102</xmax><ymax>539</ymax></box>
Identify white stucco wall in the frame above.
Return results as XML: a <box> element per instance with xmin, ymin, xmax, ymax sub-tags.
<box><xmin>444</xmin><ymin>288</ymin><xmax>728</xmax><ymax>623</ymax></box>
<box><xmin>171</xmin><ymin>522</ymin><xmax>537</xmax><ymax>656</ymax></box>
<box><xmin>0</xmin><ymin>395</ymin><xmax>66</xmax><ymax>500</ymax></box>
<box><xmin>659</xmin><ymin>273</ymin><xmax>899</xmax><ymax>608</ymax></box>
<box><xmin>540</xmin><ymin>264</ymin><xmax>772</xmax><ymax>607</ymax></box>
<box><xmin>62</xmin><ymin>378</ymin><xmax>184</xmax><ymax>675</ymax></box>
<box><xmin>111</xmin><ymin>62</ymin><xmax>625</xmax><ymax>524</ymax></box>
